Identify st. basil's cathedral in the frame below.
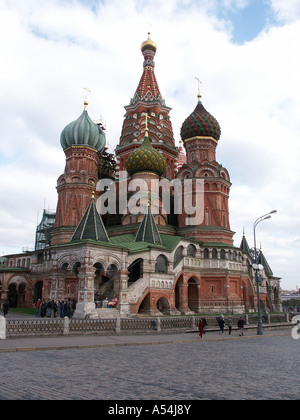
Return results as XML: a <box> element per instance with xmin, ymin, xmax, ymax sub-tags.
<box><xmin>0</xmin><ymin>34</ymin><xmax>281</xmax><ymax>318</ymax></box>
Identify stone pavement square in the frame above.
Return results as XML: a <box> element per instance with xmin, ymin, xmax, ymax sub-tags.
<box><xmin>0</xmin><ymin>331</ymin><xmax>298</xmax><ymax>400</ymax></box>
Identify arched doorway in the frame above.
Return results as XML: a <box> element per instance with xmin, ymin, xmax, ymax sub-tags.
<box><xmin>34</xmin><ymin>281</ymin><xmax>43</xmax><ymax>303</ymax></box>
<box><xmin>18</xmin><ymin>283</ymin><xmax>26</xmax><ymax>306</ymax></box>
<box><xmin>8</xmin><ymin>283</ymin><xmax>18</xmax><ymax>308</ymax></box>
<box><xmin>156</xmin><ymin>297</ymin><xmax>170</xmax><ymax>315</ymax></box>
<box><xmin>138</xmin><ymin>293</ymin><xmax>150</xmax><ymax>314</ymax></box>
<box><xmin>188</xmin><ymin>277</ymin><xmax>199</xmax><ymax>312</ymax></box>
<box><xmin>174</xmin><ymin>274</ymin><xmax>183</xmax><ymax>312</ymax></box>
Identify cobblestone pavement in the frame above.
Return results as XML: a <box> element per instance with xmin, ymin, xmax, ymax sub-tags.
<box><xmin>0</xmin><ymin>331</ymin><xmax>298</xmax><ymax>400</ymax></box>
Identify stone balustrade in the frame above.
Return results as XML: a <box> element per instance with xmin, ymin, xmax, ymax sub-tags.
<box><xmin>0</xmin><ymin>313</ymin><xmax>289</xmax><ymax>339</ymax></box>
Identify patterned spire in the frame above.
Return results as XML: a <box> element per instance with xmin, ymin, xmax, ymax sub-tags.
<box><xmin>131</xmin><ymin>33</ymin><xmax>163</xmax><ymax>106</ymax></box>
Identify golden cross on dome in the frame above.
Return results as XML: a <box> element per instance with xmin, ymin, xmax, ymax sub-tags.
<box><xmin>90</xmin><ymin>181</ymin><xmax>95</xmax><ymax>199</ymax></box>
<box><xmin>195</xmin><ymin>76</ymin><xmax>202</xmax><ymax>100</ymax></box>
<box><xmin>143</xmin><ymin>112</ymin><xmax>150</xmax><ymax>137</ymax></box>
<box><xmin>83</xmin><ymin>87</ymin><xmax>91</xmax><ymax>110</ymax></box>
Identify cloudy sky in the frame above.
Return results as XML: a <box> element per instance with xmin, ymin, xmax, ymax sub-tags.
<box><xmin>0</xmin><ymin>0</ymin><xmax>299</xmax><ymax>290</ymax></box>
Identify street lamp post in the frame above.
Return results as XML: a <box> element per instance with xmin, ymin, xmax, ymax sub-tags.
<box><xmin>253</xmin><ymin>210</ymin><xmax>277</xmax><ymax>335</ymax></box>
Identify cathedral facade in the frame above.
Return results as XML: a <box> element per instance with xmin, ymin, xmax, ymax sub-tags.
<box><xmin>0</xmin><ymin>35</ymin><xmax>281</xmax><ymax>317</ymax></box>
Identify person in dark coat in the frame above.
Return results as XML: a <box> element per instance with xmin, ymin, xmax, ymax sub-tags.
<box><xmin>3</xmin><ymin>301</ymin><xmax>9</xmax><ymax>317</ymax></box>
<box><xmin>227</xmin><ymin>316</ymin><xmax>232</xmax><ymax>335</ymax></box>
<box><xmin>237</xmin><ymin>317</ymin><xmax>246</xmax><ymax>336</ymax></box>
<box><xmin>218</xmin><ymin>316</ymin><xmax>225</xmax><ymax>334</ymax></box>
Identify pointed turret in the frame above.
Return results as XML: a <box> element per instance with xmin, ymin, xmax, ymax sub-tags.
<box><xmin>71</xmin><ymin>193</ymin><xmax>109</xmax><ymax>242</ymax></box>
<box><xmin>240</xmin><ymin>230</ymin><xmax>251</xmax><ymax>256</ymax></box>
<box><xmin>135</xmin><ymin>200</ymin><xmax>162</xmax><ymax>245</ymax></box>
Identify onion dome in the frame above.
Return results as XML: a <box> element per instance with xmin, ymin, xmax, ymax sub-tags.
<box><xmin>125</xmin><ymin>136</ymin><xmax>167</xmax><ymax>177</ymax></box>
<box><xmin>141</xmin><ymin>32</ymin><xmax>157</xmax><ymax>53</ymax></box>
<box><xmin>60</xmin><ymin>108</ymin><xmax>106</xmax><ymax>152</ymax></box>
<box><xmin>180</xmin><ymin>100</ymin><xmax>221</xmax><ymax>142</ymax></box>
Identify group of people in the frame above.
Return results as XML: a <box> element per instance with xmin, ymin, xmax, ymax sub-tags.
<box><xmin>198</xmin><ymin>315</ymin><xmax>246</xmax><ymax>338</ymax></box>
<box><xmin>35</xmin><ymin>298</ymin><xmax>77</xmax><ymax>318</ymax></box>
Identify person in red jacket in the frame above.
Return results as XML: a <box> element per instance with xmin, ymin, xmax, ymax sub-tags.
<box><xmin>198</xmin><ymin>318</ymin><xmax>204</xmax><ymax>338</ymax></box>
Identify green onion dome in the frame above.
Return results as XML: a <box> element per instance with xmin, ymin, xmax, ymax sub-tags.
<box><xmin>125</xmin><ymin>136</ymin><xmax>167</xmax><ymax>177</ymax></box>
<box><xmin>180</xmin><ymin>100</ymin><xmax>221</xmax><ymax>142</ymax></box>
<box><xmin>60</xmin><ymin>109</ymin><xmax>106</xmax><ymax>152</ymax></box>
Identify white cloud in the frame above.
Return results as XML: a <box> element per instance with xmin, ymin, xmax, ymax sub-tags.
<box><xmin>0</xmin><ymin>0</ymin><xmax>299</xmax><ymax>289</ymax></box>
<box><xmin>270</xmin><ymin>0</ymin><xmax>300</xmax><ymax>23</ymax></box>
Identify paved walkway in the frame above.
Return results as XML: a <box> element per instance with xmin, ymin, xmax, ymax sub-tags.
<box><xmin>0</xmin><ymin>322</ymin><xmax>292</xmax><ymax>353</ymax></box>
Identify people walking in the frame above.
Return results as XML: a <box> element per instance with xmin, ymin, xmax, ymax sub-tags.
<box><xmin>198</xmin><ymin>318</ymin><xmax>204</xmax><ymax>338</ymax></box>
<box><xmin>201</xmin><ymin>316</ymin><xmax>207</xmax><ymax>334</ymax></box>
<box><xmin>218</xmin><ymin>315</ymin><xmax>225</xmax><ymax>334</ymax></box>
<box><xmin>227</xmin><ymin>316</ymin><xmax>232</xmax><ymax>335</ymax></box>
<box><xmin>238</xmin><ymin>317</ymin><xmax>246</xmax><ymax>336</ymax></box>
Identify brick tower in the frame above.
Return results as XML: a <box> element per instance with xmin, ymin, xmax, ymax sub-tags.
<box><xmin>177</xmin><ymin>88</ymin><xmax>234</xmax><ymax>245</ymax></box>
<box><xmin>115</xmin><ymin>33</ymin><xmax>178</xmax><ymax>180</ymax></box>
<box><xmin>51</xmin><ymin>101</ymin><xmax>106</xmax><ymax>245</ymax></box>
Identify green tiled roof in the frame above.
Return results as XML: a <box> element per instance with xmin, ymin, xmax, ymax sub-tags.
<box><xmin>108</xmin><ymin>233</ymin><xmax>181</xmax><ymax>254</ymax></box>
<box><xmin>240</xmin><ymin>234</ymin><xmax>251</xmax><ymax>256</ymax></box>
<box><xmin>71</xmin><ymin>199</ymin><xmax>109</xmax><ymax>242</ymax></box>
<box><xmin>258</xmin><ymin>251</ymin><xmax>273</xmax><ymax>277</ymax></box>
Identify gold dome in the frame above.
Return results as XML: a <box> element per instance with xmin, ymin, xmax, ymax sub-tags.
<box><xmin>141</xmin><ymin>32</ymin><xmax>157</xmax><ymax>53</ymax></box>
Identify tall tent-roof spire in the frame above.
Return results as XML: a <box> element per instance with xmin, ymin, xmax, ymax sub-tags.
<box><xmin>240</xmin><ymin>230</ymin><xmax>251</xmax><ymax>256</ymax></box>
<box><xmin>135</xmin><ymin>198</ymin><xmax>162</xmax><ymax>245</ymax></box>
<box><xmin>131</xmin><ymin>33</ymin><xmax>163</xmax><ymax>106</ymax></box>
<box><xmin>71</xmin><ymin>190</ymin><xmax>109</xmax><ymax>242</ymax></box>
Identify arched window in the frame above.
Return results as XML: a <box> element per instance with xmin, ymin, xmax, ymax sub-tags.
<box><xmin>94</xmin><ymin>262</ymin><xmax>104</xmax><ymax>276</ymax></box>
<box><xmin>220</xmin><ymin>249</ymin><xmax>226</xmax><ymax>260</ymax></box>
<box><xmin>61</xmin><ymin>262</ymin><xmax>69</xmax><ymax>271</ymax></box>
<box><xmin>212</xmin><ymin>249</ymin><xmax>218</xmax><ymax>259</ymax></box>
<box><xmin>107</xmin><ymin>264</ymin><xmax>118</xmax><ymax>278</ymax></box>
<box><xmin>187</xmin><ymin>244</ymin><xmax>196</xmax><ymax>257</ymax></box>
<box><xmin>72</xmin><ymin>262</ymin><xmax>81</xmax><ymax>275</ymax></box>
<box><xmin>174</xmin><ymin>246</ymin><xmax>183</xmax><ymax>267</ymax></box>
<box><xmin>155</xmin><ymin>255</ymin><xmax>168</xmax><ymax>274</ymax></box>
<box><xmin>204</xmin><ymin>249</ymin><xmax>209</xmax><ymax>259</ymax></box>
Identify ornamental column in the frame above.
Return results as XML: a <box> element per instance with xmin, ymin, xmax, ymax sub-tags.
<box><xmin>73</xmin><ymin>265</ymin><xmax>98</xmax><ymax>319</ymax></box>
